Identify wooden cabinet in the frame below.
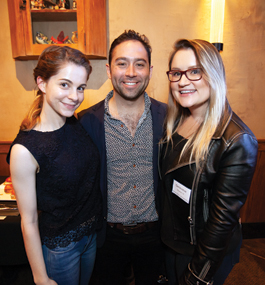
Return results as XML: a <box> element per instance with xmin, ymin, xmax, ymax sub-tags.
<box><xmin>7</xmin><ymin>0</ymin><xmax>107</xmax><ymax>60</ymax></box>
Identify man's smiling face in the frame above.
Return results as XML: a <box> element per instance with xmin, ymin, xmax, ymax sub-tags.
<box><xmin>106</xmin><ymin>40</ymin><xmax>153</xmax><ymax>101</ymax></box>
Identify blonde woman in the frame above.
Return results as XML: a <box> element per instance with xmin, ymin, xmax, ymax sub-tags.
<box><xmin>160</xmin><ymin>39</ymin><xmax>258</xmax><ymax>285</ymax></box>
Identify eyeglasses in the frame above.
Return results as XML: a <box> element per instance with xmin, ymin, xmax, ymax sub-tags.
<box><xmin>166</xmin><ymin>68</ymin><xmax>203</xmax><ymax>82</ymax></box>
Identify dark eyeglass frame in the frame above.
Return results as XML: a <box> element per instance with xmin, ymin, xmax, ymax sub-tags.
<box><xmin>166</xmin><ymin>68</ymin><xmax>203</xmax><ymax>82</ymax></box>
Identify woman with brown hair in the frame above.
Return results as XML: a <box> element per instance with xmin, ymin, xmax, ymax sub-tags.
<box><xmin>7</xmin><ymin>46</ymin><xmax>101</xmax><ymax>285</ymax></box>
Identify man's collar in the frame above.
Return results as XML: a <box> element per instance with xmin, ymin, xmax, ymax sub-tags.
<box><xmin>104</xmin><ymin>91</ymin><xmax>151</xmax><ymax>115</ymax></box>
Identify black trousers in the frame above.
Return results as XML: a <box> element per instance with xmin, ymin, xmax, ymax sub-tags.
<box><xmin>90</xmin><ymin>223</ymin><xmax>164</xmax><ymax>285</ymax></box>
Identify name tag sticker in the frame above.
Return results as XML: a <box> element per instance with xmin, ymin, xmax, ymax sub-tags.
<box><xmin>172</xmin><ymin>180</ymin><xmax>191</xmax><ymax>204</ymax></box>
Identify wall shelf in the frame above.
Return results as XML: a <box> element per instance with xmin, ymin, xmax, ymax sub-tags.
<box><xmin>7</xmin><ymin>0</ymin><xmax>107</xmax><ymax>60</ymax></box>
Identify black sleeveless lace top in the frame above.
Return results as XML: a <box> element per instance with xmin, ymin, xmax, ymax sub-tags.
<box><xmin>8</xmin><ymin>116</ymin><xmax>102</xmax><ymax>249</ymax></box>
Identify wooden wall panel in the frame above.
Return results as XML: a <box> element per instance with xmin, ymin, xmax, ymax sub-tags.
<box><xmin>0</xmin><ymin>141</ymin><xmax>11</xmax><ymax>177</ymax></box>
<box><xmin>241</xmin><ymin>140</ymin><xmax>265</xmax><ymax>223</ymax></box>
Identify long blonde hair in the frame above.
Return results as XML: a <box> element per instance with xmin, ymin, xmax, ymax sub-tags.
<box><xmin>165</xmin><ymin>39</ymin><xmax>227</xmax><ymax>169</ymax></box>
<box><xmin>20</xmin><ymin>46</ymin><xmax>92</xmax><ymax>131</ymax></box>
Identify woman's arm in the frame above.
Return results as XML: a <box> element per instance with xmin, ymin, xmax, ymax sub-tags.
<box><xmin>10</xmin><ymin>144</ymin><xmax>57</xmax><ymax>285</ymax></box>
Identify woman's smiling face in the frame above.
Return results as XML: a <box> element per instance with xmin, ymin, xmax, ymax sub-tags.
<box><xmin>170</xmin><ymin>48</ymin><xmax>210</xmax><ymax>116</ymax></box>
<box><xmin>38</xmin><ymin>62</ymin><xmax>88</xmax><ymax>120</ymax></box>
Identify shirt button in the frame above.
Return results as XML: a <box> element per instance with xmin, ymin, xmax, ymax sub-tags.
<box><xmin>133</xmin><ymin>205</ymin><xmax>136</xmax><ymax>208</ymax></box>
<box><xmin>121</xmin><ymin>124</ymin><xmax>124</xmax><ymax>127</ymax></box>
<box><xmin>132</xmin><ymin>143</ymin><xmax>135</xmax><ymax>147</ymax></box>
<box><xmin>133</xmin><ymin>185</ymin><xmax>136</xmax><ymax>188</ymax></box>
<box><xmin>133</xmin><ymin>164</ymin><xmax>136</xmax><ymax>167</ymax></box>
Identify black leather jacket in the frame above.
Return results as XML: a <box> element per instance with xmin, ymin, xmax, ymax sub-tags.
<box><xmin>160</xmin><ymin>103</ymin><xmax>258</xmax><ymax>284</ymax></box>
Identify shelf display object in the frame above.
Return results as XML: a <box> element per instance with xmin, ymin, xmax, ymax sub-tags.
<box><xmin>72</xmin><ymin>0</ymin><xmax>77</xmax><ymax>9</ymax></box>
<box><xmin>7</xmin><ymin>0</ymin><xmax>107</xmax><ymax>60</ymax></box>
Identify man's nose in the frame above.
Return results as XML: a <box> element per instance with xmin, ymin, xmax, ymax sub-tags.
<box><xmin>125</xmin><ymin>64</ymin><xmax>136</xmax><ymax>77</ymax></box>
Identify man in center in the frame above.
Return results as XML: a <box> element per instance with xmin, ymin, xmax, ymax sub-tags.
<box><xmin>79</xmin><ymin>30</ymin><xmax>167</xmax><ymax>284</ymax></box>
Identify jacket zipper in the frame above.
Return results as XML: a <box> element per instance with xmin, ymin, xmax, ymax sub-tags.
<box><xmin>189</xmin><ymin>139</ymin><xmax>215</xmax><ymax>245</ymax></box>
<box><xmin>189</xmin><ymin>165</ymin><xmax>203</xmax><ymax>245</ymax></box>
<box><xmin>203</xmin><ymin>188</ymin><xmax>209</xmax><ymax>222</ymax></box>
<box><xmin>198</xmin><ymin>260</ymin><xmax>211</xmax><ymax>280</ymax></box>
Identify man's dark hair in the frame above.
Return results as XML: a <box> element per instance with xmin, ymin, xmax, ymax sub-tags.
<box><xmin>108</xmin><ymin>30</ymin><xmax>152</xmax><ymax>66</ymax></box>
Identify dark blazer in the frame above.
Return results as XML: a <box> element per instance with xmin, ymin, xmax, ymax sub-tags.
<box><xmin>78</xmin><ymin>96</ymin><xmax>167</xmax><ymax>247</ymax></box>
